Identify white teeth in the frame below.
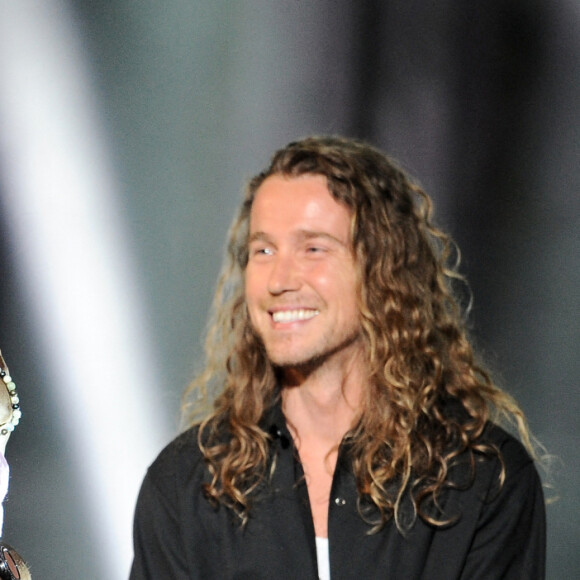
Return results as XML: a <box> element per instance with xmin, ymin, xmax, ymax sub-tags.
<box><xmin>272</xmin><ymin>309</ymin><xmax>319</xmax><ymax>323</ymax></box>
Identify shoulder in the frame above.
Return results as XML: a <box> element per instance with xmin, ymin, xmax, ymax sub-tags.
<box><xmin>465</xmin><ymin>422</ymin><xmax>544</xmax><ymax>517</ymax></box>
<box><xmin>143</xmin><ymin>426</ymin><xmax>207</xmax><ymax>496</ymax></box>
<box><xmin>454</xmin><ymin>424</ymin><xmax>547</xmax><ymax>577</ymax></box>
<box><xmin>443</xmin><ymin>421</ymin><xmax>542</xmax><ymax>509</ymax></box>
<box><xmin>479</xmin><ymin>422</ymin><xmax>536</xmax><ymax>478</ymax></box>
<box><xmin>441</xmin><ymin>397</ymin><xmax>534</xmax><ymax>473</ymax></box>
<box><xmin>131</xmin><ymin>426</ymin><xmax>224</xmax><ymax>578</ymax></box>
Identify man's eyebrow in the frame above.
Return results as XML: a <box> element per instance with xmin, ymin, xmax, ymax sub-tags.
<box><xmin>248</xmin><ymin>231</ymin><xmax>272</xmax><ymax>244</ymax></box>
<box><xmin>248</xmin><ymin>229</ymin><xmax>347</xmax><ymax>246</ymax></box>
<box><xmin>297</xmin><ymin>229</ymin><xmax>348</xmax><ymax>246</ymax></box>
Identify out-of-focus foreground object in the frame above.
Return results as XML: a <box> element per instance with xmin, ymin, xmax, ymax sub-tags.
<box><xmin>0</xmin><ymin>351</ymin><xmax>30</xmax><ymax>579</ymax></box>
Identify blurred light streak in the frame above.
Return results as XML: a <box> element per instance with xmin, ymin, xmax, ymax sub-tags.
<box><xmin>0</xmin><ymin>1</ymin><xmax>172</xmax><ymax>577</ymax></box>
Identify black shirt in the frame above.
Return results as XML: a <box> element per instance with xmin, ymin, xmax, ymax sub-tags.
<box><xmin>130</xmin><ymin>404</ymin><xmax>545</xmax><ymax>579</ymax></box>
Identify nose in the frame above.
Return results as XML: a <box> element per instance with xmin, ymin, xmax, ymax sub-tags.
<box><xmin>267</xmin><ymin>251</ymin><xmax>301</xmax><ymax>295</ymax></box>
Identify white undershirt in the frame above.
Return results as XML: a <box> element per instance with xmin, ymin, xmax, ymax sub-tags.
<box><xmin>315</xmin><ymin>536</ymin><xmax>330</xmax><ymax>580</ymax></box>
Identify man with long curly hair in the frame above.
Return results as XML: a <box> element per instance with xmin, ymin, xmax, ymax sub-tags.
<box><xmin>130</xmin><ymin>137</ymin><xmax>546</xmax><ymax>579</ymax></box>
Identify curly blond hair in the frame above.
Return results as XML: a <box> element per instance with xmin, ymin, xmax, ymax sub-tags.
<box><xmin>182</xmin><ymin>136</ymin><xmax>535</xmax><ymax>531</ymax></box>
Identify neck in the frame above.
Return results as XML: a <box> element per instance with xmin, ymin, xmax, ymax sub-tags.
<box><xmin>279</xmin><ymin>346</ymin><xmax>366</xmax><ymax>541</ymax></box>
<box><xmin>280</xmin><ymin>348</ymin><xmax>365</xmax><ymax>446</ymax></box>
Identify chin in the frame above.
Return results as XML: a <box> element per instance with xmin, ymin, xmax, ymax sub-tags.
<box><xmin>262</xmin><ymin>340</ymin><xmax>315</xmax><ymax>367</ymax></box>
<box><xmin>269</xmin><ymin>350</ymin><xmax>329</xmax><ymax>375</ymax></box>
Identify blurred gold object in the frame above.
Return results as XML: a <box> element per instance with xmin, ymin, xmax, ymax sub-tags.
<box><xmin>0</xmin><ymin>542</ymin><xmax>31</xmax><ymax>580</ymax></box>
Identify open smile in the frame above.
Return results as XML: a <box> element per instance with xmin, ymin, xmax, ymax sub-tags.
<box><xmin>270</xmin><ymin>309</ymin><xmax>320</xmax><ymax>323</ymax></box>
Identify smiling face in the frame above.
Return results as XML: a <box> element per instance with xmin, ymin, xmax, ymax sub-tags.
<box><xmin>245</xmin><ymin>173</ymin><xmax>363</xmax><ymax>375</ymax></box>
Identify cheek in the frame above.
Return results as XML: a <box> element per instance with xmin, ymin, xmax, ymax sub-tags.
<box><xmin>325</xmin><ymin>268</ymin><xmax>359</xmax><ymax>316</ymax></box>
<box><xmin>244</xmin><ymin>272</ymin><xmax>265</xmax><ymax>322</ymax></box>
<box><xmin>316</xmin><ymin>265</ymin><xmax>357</xmax><ymax>294</ymax></box>
<box><xmin>244</xmin><ymin>267</ymin><xmax>260</xmax><ymax>301</ymax></box>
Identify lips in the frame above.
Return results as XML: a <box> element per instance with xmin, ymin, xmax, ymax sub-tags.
<box><xmin>271</xmin><ymin>308</ymin><xmax>320</xmax><ymax>323</ymax></box>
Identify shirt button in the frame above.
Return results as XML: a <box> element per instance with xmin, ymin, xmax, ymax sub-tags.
<box><xmin>334</xmin><ymin>497</ymin><xmax>346</xmax><ymax>506</ymax></box>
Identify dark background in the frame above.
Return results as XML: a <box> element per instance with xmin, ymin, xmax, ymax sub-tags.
<box><xmin>0</xmin><ymin>2</ymin><xmax>578</xmax><ymax>578</ymax></box>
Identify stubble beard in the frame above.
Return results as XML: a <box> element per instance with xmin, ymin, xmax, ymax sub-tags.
<box><xmin>256</xmin><ymin>327</ymin><xmax>363</xmax><ymax>381</ymax></box>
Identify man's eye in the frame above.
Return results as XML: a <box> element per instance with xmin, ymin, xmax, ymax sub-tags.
<box><xmin>252</xmin><ymin>247</ymin><xmax>273</xmax><ymax>256</ymax></box>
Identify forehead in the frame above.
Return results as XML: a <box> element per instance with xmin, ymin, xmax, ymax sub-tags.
<box><xmin>249</xmin><ymin>174</ymin><xmax>352</xmax><ymax>239</ymax></box>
